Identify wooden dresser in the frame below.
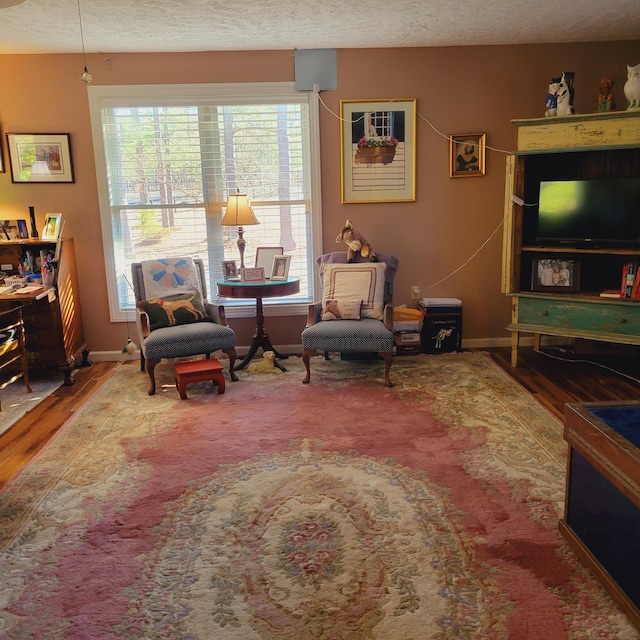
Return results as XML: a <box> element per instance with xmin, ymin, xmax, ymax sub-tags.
<box><xmin>0</xmin><ymin>237</ymin><xmax>90</xmax><ymax>384</ymax></box>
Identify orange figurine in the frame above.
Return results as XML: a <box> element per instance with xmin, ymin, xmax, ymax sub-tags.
<box><xmin>595</xmin><ymin>77</ymin><xmax>616</xmax><ymax>112</ymax></box>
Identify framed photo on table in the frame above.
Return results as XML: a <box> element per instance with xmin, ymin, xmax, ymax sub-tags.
<box><xmin>531</xmin><ymin>255</ymin><xmax>580</xmax><ymax>293</ymax></box>
<box><xmin>270</xmin><ymin>255</ymin><xmax>291</xmax><ymax>281</ymax></box>
<box><xmin>255</xmin><ymin>246</ymin><xmax>283</xmax><ymax>278</ymax></box>
<box><xmin>7</xmin><ymin>133</ymin><xmax>74</xmax><ymax>183</ymax></box>
<box><xmin>340</xmin><ymin>98</ymin><xmax>416</xmax><ymax>204</ymax></box>
<box><xmin>240</xmin><ymin>267</ymin><xmax>265</xmax><ymax>283</ymax></box>
<box><xmin>222</xmin><ymin>259</ymin><xmax>239</xmax><ymax>280</ymax></box>
<box><xmin>42</xmin><ymin>213</ymin><xmax>62</xmax><ymax>240</ymax></box>
<box><xmin>449</xmin><ymin>133</ymin><xmax>486</xmax><ymax>177</ymax></box>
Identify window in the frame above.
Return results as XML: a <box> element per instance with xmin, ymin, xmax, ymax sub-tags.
<box><xmin>88</xmin><ymin>82</ymin><xmax>322</xmax><ymax>321</ymax></box>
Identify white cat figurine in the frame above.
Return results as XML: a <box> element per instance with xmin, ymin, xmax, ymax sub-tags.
<box><xmin>556</xmin><ymin>72</ymin><xmax>575</xmax><ymax>116</ymax></box>
<box><xmin>624</xmin><ymin>63</ymin><xmax>640</xmax><ymax>111</ymax></box>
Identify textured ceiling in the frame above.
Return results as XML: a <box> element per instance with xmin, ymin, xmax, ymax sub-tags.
<box><xmin>0</xmin><ymin>0</ymin><xmax>638</xmax><ymax>55</ymax></box>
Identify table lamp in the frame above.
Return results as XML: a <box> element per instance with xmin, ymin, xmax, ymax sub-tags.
<box><xmin>221</xmin><ymin>189</ymin><xmax>259</xmax><ymax>268</ymax></box>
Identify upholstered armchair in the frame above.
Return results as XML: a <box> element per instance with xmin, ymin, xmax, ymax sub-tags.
<box><xmin>301</xmin><ymin>252</ymin><xmax>400</xmax><ymax>387</ymax></box>
<box><xmin>131</xmin><ymin>257</ymin><xmax>237</xmax><ymax>395</ymax></box>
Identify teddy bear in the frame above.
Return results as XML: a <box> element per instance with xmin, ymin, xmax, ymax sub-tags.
<box><xmin>335</xmin><ymin>219</ymin><xmax>377</xmax><ymax>262</ymax></box>
<box><xmin>246</xmin><ymin>350</ymin><xmax>282</xmax><ymax>374</ymax></box>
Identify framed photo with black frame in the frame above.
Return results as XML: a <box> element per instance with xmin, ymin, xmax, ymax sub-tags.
<box><xmin>531</xmin><ymin>255</ymin><xmax>580</xmax><ymax>293</ymax></box>
<box><xmin>7</xmin><ymin>133</ymin><xmax>74</xmax><ymax>183</ymax></box>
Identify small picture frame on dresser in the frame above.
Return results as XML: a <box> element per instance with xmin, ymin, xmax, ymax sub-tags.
<box><xmin>531</xmin><ymin>255</ymin><xmax>580</xmax><ymax>293</ymax></box>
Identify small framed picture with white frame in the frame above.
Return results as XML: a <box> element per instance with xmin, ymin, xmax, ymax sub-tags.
<box><xmin>41</xmin><ymin>213</ymin><xmax>62</xmax><ymax>240</ymax></box>
<box><xmin>270</xmin><ymin>254</ymin><xmax>291</xmax><ymax>280</ymax></box>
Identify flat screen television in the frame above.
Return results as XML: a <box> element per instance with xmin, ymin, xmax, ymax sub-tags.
<box><xmin>535</xmin><ymin>178</ymin><xmax>640</xmax><ymax>248</ymax></box>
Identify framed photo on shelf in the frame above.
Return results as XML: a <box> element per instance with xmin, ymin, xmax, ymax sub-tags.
<box><xmin>531</xmin><ymin>255</ymin><xmax>580</xmax><ymax>293</ymax></box>
<box><xmin>340</xmin><ymin>98</ymin><xmax>416</xmax><ymax>204</ymax></box>
<box><xmin>449</xmin><ymin>133</ymin><xmax>486</xmax><ymax>177</ymax></box>
<box><xmin>41</xmin><ymin>213</ymin><xmax>62</xmax><ymax>240</ymax></box>
<box><xmin>255</xmin><ymin>246</ymin><xmax>283</xmax><ymax>278</ymax></box>
<box><xmin>270</xmin><ymin>254</ymin><xmax>291</xmax><ymax>281</ymax></box>
<box><xmin>240</xmin><ymin>267</ymin><xmax>265</xmax><ymax>283</ymax></box>
<box><xmin>0</xmin><ymin>219</ymin><xmax>28</xmax><ymax>240</ymax></box>
<box><xmin>6</xmin><ymin>133</ymin><xmax>74</xmax><ymax>183</ymax></box>
<box><xmin>222</xmin><ymin>259</ymin><xmax>239</xmax><ymax>280</ymax></box>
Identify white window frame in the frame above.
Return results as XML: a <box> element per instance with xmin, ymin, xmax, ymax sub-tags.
<box><xmin>87</xmin><ymin>82</ymin><xmax>323</xmax><ymax>323</ymax></box>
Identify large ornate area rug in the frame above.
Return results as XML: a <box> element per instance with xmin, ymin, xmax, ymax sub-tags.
<box><xmin>0</xmin><ymin>353</ymin><xmax>637</xmax><ymax>639</ymax></box>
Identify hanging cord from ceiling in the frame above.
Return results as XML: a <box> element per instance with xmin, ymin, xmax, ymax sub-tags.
<box><xmin>77</xmin><ymin>0</ymin><xmax>92</xmax><ymax>83</ymax></box>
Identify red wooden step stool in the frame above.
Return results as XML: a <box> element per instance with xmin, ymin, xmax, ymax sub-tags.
<box><xmin>174</xmin><ymin>358</ymin><xmax>225</xmax><ymax>400</ymax></box>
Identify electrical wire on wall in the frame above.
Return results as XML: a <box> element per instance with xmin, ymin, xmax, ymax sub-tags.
<box><xmin>314</xmin><ymin>89</ymin><xmax>515</xmax><ymax>296</ymax></box>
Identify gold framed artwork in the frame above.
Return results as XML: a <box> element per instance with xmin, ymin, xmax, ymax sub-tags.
<box><xmin>340</xmin><ymin>99</ymin><xmax>416</xmax><ymax>204</ymax></box>
<box><xmin>6</xmin><ymin>133</ymin><xmax>74</xmax><ymax>183</ymax></box>
<box><xmin>449</xmin><ymin>133</ymin><xmax>486</xmax><ymax>177</ymax></box>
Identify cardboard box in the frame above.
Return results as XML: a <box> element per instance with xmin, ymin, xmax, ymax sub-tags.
<box><xmin>394</xmin><ymin>330</ymin><xmax>422</xmax><ymax>355</ymax></box>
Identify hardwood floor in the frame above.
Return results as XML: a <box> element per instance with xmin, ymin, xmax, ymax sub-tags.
<box><xmin>1</xmin><ymin>347</ymin><xmax>639</xmax><ymax>490</ymax></box>
<box><xmin>0</xmin><ymin>361</ymin><xmax>120</xmax><ymax>490</ymax></box>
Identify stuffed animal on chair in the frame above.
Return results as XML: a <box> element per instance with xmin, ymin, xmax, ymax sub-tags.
<box><xmin>335</xmin><ymin>219</ymin><xmax>378</xmax><ymax>263</ymax></box>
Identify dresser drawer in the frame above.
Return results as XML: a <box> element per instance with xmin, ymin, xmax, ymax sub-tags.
<box><xmin>517</xmin><ymin>297</ymin><xmax>640</xmax><ymax>338</ymax></box>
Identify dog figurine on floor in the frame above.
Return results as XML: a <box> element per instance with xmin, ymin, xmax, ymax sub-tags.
<box><xmin>247</xmin><ymin>350</ymin><xmax>282</xmax><ymax>374</ymax></box>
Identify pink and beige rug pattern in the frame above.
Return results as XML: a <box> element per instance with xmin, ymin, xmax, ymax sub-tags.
<box><xmin>0</xmin><ymin>353</ymin><xmax>637</xmax><ymax>639</ymax></box>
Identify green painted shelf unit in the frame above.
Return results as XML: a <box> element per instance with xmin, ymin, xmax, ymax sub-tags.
<box><xmin>501</xmin><ymin>111</ymin><xmax>640</xmax><ymax>366</ymax></box>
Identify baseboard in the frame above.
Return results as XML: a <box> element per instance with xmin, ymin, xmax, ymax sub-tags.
<box><xmin>90</xmin><ymin>337</ymin><xmax>546</xmax><ymax>363</ymax></box>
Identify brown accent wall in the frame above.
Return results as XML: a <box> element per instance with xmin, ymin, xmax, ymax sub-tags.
<box><xmin>0</xmin><ymin>43</ymin><xmax>638</xmax><ymax>353</ymax></box>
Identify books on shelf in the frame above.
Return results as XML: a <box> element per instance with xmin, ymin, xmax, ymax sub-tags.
<box><xmin>618</xmin><ymin>261</ymin><xmax>640</xmax><ymax>299</ymax></box>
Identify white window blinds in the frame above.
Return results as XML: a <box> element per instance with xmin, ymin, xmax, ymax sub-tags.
<box><xmin>88</xmin><ymin>82</ymin><xmax>322</xmax><ymax>321</ymax></box>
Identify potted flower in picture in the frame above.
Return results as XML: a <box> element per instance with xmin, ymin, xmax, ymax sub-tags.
<box><xmin>354</xmin><ymin>135</ymin><xmax>399</xmax><ymax>165</ymax></box>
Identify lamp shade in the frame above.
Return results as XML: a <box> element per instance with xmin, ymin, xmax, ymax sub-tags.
<box><xmin>221</xmin><ymin>192</ymin><xmax>259</xmax><ymax>227</ymax></box>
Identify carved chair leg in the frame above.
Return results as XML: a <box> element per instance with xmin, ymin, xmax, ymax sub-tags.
<box><xmin>146</xmin><ymin>358</ymin><xmax>159</xmax><ymax>395</ymax></box>
<box><xmin>380</xmin><ymin>352</ymin><xmax>393</xmax><ymax>388</ymax></box>
<box><xmin>224</xmin><ymin>348</ymin><xmax>239</xmax><ymax>382</ymax></box>
<box><xmin>302</xmin><ymin>349</ymin><xmax>316</xmax><ymax>384</ymax></box>
<box><xmin>140</xmin><ymin>352</ymin><xmax>146</xmax><ymax>373</ymax></box>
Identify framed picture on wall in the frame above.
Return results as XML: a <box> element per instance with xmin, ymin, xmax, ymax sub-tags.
<box><xmin>531</xmin><ymin>255</ymin><xmax>580</xmax><ymax>293</ymax></box>
<box><xmin>340</xmin><ymin>99</ymin><xmax>416</xmax><ymax>204</ymax></box>
<box><xmin>6</xmin><ymin>133</ymin><xmax>74</xmax><ymax>183</ymax></box>
<box><xmin>449</xmin><ymin>133</ymin><xmax>486</xmax><ymax>177</ymax></box>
